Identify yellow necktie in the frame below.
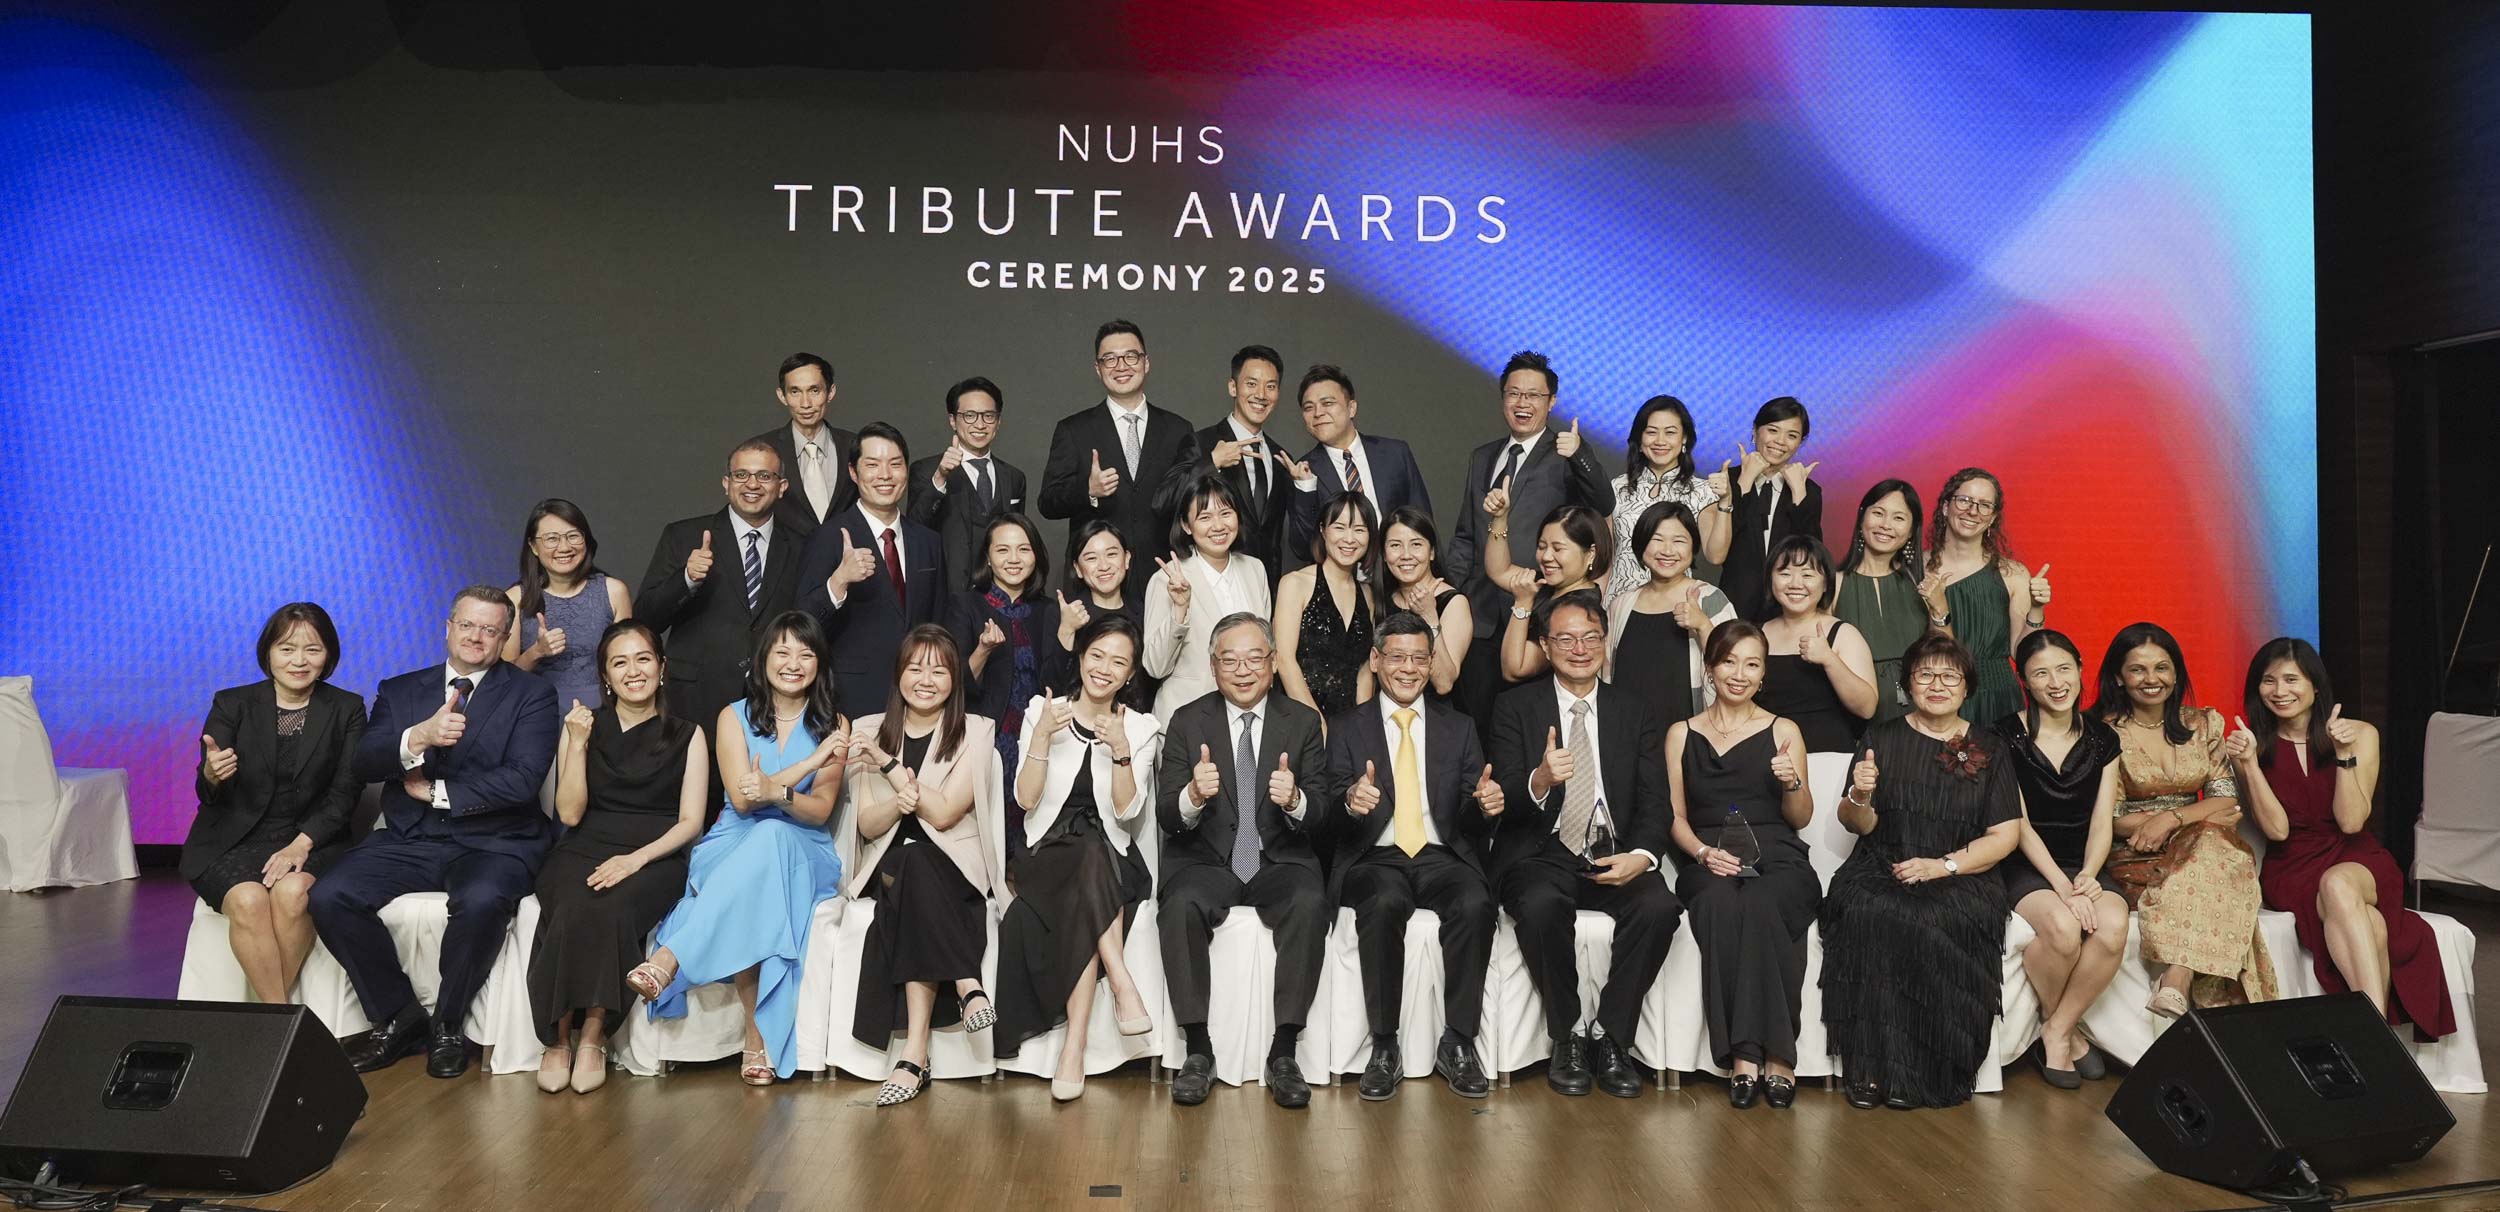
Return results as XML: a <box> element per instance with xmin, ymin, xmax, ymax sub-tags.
<box><xmin>1392</xmin><ymin>707</ymin><xmax>1426</xmax><ymax>857</ymax></box>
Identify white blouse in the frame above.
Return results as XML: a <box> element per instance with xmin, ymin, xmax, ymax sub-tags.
<box><xmin>1605</xmin><ymin>469</ymin><xmax>1721</xmax><ymax>603</ymax></box>
<box><xmin>1144</xmin><ymin>551</ymin><xmax>1272</xmax><ymax>718</ymax></box>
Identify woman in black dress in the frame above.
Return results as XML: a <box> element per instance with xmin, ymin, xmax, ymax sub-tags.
<box><xmin>529</xmin><ymin>620</ymin><xmax>707</xmax><ymax>1094</ymax></box>
<box><xmin>1276</xmin><ymin>491</ymin><xmax>1379</xmax><ymax>719</ymax></box>
<box><xmin>1821</xmin><ymin>633</ymin><xmax>2023</xmax><ymax>1110</ymax></box>
<box><xmin>1756</xmin><ymin>536</ymin><xmax>1880</xmax><ymax>817</ymax></box>
<box><xmin>1380</xmin><ymin>506</ymin><xmax>1472</xmax><ymax>699</ymax></box>
<box><xmin>1606</xmin><ymin>500</ymin><xmax>1738</xmax><ymax>729</ymax></box>
<box><xmin>1710</xmin><ymin>396</ymin><xmax>1823</xmax><ymax>622</ymax></box>
<box><xmin>949</xmin><ymin>513</ymin><xmax>1063</xmax><ymax>777</ymax></box>
<box><xmin>1057</xmin><ymin>519</ymin><xmax>1150</xmax><ymax>711</ymax></box>
<box><xmin>1666</xmin><ymin>620</ymin><xmax>1819</xmax><ymax>1109</ymax></box>
<box><xmin>846</xmin><ymin>625</ymin><xmax>1000</xmax><ymax>1106</ymax></box>
<box><xmin>1995</xmin><ymin>629</ymin><xmax>2128</xmax><ymax>1088</ymax></box>
<box><xmin>184</xmin><ymin>602</ymin><xmax>366</xmax><ymax>1006</ymax></box>
<box><xmin>997</xmin><ymin>614</ymin><xmax>1162</xmax><ymax>1101</ymax></box>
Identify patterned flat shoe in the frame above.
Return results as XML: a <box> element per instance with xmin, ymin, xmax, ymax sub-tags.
<box><xmin>961</xmin><ymin>989</ymin><xmax>997</xmax><ymax>1033</ymax></box>
<box><xmin>877</xmin><ymin>1059</ymin><xmax>928</xmax><ymax>1107</ymax></box>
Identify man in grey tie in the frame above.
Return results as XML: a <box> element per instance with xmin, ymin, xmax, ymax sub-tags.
<box><xmin>1153</xmin><ymin>612</ymin><xmax>1335</xmax><ymax>1109</ymax></box>
<box><xmin>907</xmin><ymin>375</ymin><xmax>1028</xmax><ymax>592</ymax></box>
<box><xmin>1037</xmin><ymin>319</ymin><xmax>1201</xmax><ymax>604</ymax></box>
<box><xmin>751</xmin><ymin>351</ymin><xmax>857</xmax><ymax>539</ymax></box>
<box><xmin>1486</xmin><ymin>589</ymin><xmax>1680</xmax><ymax>1098</ymax></box>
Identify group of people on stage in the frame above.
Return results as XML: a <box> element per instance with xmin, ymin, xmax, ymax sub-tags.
<box><xmin>182</xmin><ymin>320</ymin><xmax>2453</xmax><ymax>1114</ymax></box>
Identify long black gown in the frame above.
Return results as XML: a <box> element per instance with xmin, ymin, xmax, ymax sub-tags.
<box><xmin>852</xmin><ymin>731</ymin><xmax>991</xmax><ymax>1047</ymax></box>
<box><xmin>1676</xmin><ymin>725</ymin><xmax>1821</xmax><ymax>1068</ymax></box>
<box><xmin>1818</xmin><ymin>717</ymin><xmax>2019</xmax><ymax>1107</ymax></box>
<box><xmin>529</xmin><ymin>707</ymin><xmax>695</xmax><ymax>1043</ymax></box>
<box><xmin>994</xmin><ymin>732</ymin><xmax>1152</xmax><ymax>1058</ymax></box>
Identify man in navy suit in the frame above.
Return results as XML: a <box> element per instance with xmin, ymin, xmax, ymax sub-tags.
<box><xmin>797</xmin><ymin>420</ymin><xmax>946</xmax><ymax>716</ymax></box>
<box><xmin>907</xmin><ymin>376</ymin><xmax>1027</xmax><ymax>593</ymax></box>
<box><xmin>1282</xmin><ymin>364</ymin><xmax>1432</xmax><ymax>573</ymax></box>
<box><xmin>308</xmin><ymin>585</ymin><xmax>559</xmax><ymax>1078</ymax></box>
<box><xmin>1036</xmin><ymin>319</ymin><xmax>1200</xmax><ymax>603</ymax></box>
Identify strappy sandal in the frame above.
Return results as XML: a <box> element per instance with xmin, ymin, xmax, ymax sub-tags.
<box><xmin>961</xmin><ymin>989</ymin><xmax>998</xmax><ymax>1033</ymax></box>
<box><xmin>740</xmin><ymin>1048</ymin><xmax>776</xmax><ymax>1086</ymax></box>
<box><xmin>877</xmin><ymin>1059</ymin><xmax>929</xmax><ymax>1107</ymax></box>
<box><xmin>625</xmin><ymin>960</ymin><xmax>672</xmax><ymax>1003</ymax></box>
<box><xmin>2148</xmin><ymin>985</ymin><xmax>2189</xmax><ymax>1019</ymax></box>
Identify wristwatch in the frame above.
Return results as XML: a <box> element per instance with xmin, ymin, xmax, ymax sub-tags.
<box><xmin>2334</xmin><ymin>755</ymin><xmax>2358</xmax><ymax>769</ymax></box>
<box><xmin>1942</xmin><ymin>855</ymin><xmax>1960</xmax><ymax>876</ymax></box>
<box><xmin>1510</xmin><ymin>605</ymin><xmax>1532</xmax><ymax>620</ymax></box>
<box><xmin>1111</xmin><ymin>755</ymin><xmax>1133</xmax><ymax>767</ymax></box>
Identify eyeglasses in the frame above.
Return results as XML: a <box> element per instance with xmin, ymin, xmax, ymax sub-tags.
<box><xmin>1215</xmin><ymin>653</ymin><xmax>1271</xmax><ymax>673</ymax></box>
<box><xmin>1544</xmin><ymin>632</ymin><xmax>1605</xmax><ymax>652</ymax></box>
<box><xmin>1912</xmin><ymin>670</ymin><xmax>1966</xmax><ymax>687</ymax></box>
<box><xmin>727</xmin><ymin>469</ymin><xmax>784</xmax><ymax>484</ymax></box>
<box><xmin>451</xmin><ymin>619</ymin><xmax>506</xmax><ymax>639</ymax></box>
<box><xmin>1500</xmin><ymin>389</ymin><xmax>1552</xmax><ymax>404</ymax></box>
<box><xmin>953</xmin><ymin>410</ymin><xmax>1000</xmax><ymax>425</ymax></box>
<box><xmin>534</xmin><ymin>530</ymin><xmax>585</xmax><ymax>548</ymax></box>
<box><xmin>1945</xmin><ymin>494</ymin><xmax>1999</xmax><ymax>516</ymax></box>
<box><xmin>1377</xmin><ymin>652</ymin><xmax>1434</xmax><ymax>669</ymax></box>
<box><xmin>1095</xmin><ymin>351</ymin><xmax>1146</xmax><ymax>369</ymax></box>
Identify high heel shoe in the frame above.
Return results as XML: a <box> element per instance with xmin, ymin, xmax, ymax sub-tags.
<box><xmin>536</xmin><ymin>1045</ymin><xmax>572</xmax><ymax>1094</ymax></box>
<box><xmin>625</xmin><ymin>960</ymin><xmax>672</xmax><ymax>1003</ymax></box>
<box><xmin>1117</xmin><ymin>1013</ymin><xmax>1152</xmax><ymax>1037</ymax></box>
<box><xmin>2148</xmin><ymin>985</ymin><xmax>2189</xmax><ymax>1019</ymax></box>
<box><xmin>570</xmin><ymin>1043</ymin><xmax>608</xmax><ymax>1094</ymax></box>
<box><xmin>1051</xmin><ymin>1072</ymin><xmax>1085</xmax><ymax>1102</ymax></box>
<box><xmin>740</xmin><ymin>1048</ymin><xmax>776</xmax><ymax>1086</ymax></box>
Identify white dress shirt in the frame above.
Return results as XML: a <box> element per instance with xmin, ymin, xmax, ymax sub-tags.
<box><xmin>1101</xmin><ymin>397</ymin><xmax>1150</xmax><ymax>478</ymax></box>
<box><xmin>1529</xmin><ymin>679</ymin><xmax>1657</xmax><ymax>869</ymax></box>
<box><xmin>1178</xmin><ymin>694</ymin><xmax>1308</xmax><ymax>825</ymax></box>
<box><xmin>400</xmin><ymin>662</ymin><xmax>494</xmax><ymax>811</ymax></box>
<box><xmin>1376</xmin><ymin>693</ymin><xmax>1442</xmax><ymax>848</ymax></box>
<box><xmin>1292</xmin><ymin>433</ymin><xmax>1382</xmax><ymax>518</ymax></box>
<box><xmin>688</xmin><ymin>511</ymin><xmax>775</xmax><ymax>591</ymax></box>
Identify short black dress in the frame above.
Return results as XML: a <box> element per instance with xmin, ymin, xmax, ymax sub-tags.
<box><xmin>1756</xmin><ymin>621</ymin><xmax>1857</xmax><ymax>753</ymax></box>
<box><xmin>529</xmin><ymin>708</ymin><xmax>697</xmax><ymax>1043</ymax></box>
<box><xmin>1992</xmin><ymin>712</ymin><xmax>2121</xmax><ymax>905</ymax></box>
<box><xmin>189</xmin><ymin>707</ymin><xmax>346</xmax><ymax>906</ymax></box>
<box><xmin>1296</xmin><ymin>575</ymin><xmax>1374</xmax><ymax>719</ymax></box>
<box><xmin>994</xmin><ymin>730</ymin><xmax>1152</xmax><ymax>1058</ymax></box>
<box><xmin>851</xmin><ymin>732</ymin><xmax>992</xmax><ymax>1046</ymax></box>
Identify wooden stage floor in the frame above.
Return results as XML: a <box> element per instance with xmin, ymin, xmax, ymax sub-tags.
<box><xmin>5</xmin><ymin>873</ymin><xmax>2498</xmax><ymax>1211</ymax></box>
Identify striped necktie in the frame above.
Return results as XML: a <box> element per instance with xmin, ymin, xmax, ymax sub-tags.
<box><xmin>742</xmin><ymin>531</ymin><xmax>763</xmax><ymax>614</ymax></box>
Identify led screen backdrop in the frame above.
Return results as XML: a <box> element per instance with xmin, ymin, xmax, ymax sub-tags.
<box><xmin>0</xmin><ymin>4</ymin><xmax>2314</xmax><ymax>842</ymax></box>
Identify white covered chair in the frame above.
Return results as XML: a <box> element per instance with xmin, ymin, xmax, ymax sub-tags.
<box><xmin>2416</xmin><ymin>711</ymin><xmax>2500</xmax><ymax>893</ymax></box>
<box><xmin>631</xmin><ymin>897</ymin><xmax>845</xmax><ymax>1078</ymax></box>
<box><xmin>1151</xmin><ymin>901</ymin><xmax>1334</xmax><ymax>1087</ymax></box>
<box><xmin>1322</xmin><ymin>906</ymin><xmax>1508</xmax><ymax>1080</ymax></box>
<box><xmin>0</xmin><ymin>676</ymin><xmax>137</xmax><ymax>892</ymax></box>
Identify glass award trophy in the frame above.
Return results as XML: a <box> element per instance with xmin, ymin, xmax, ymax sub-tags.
<box><xmin>1721</xmin><ymin>806</ymin><xmax>1762</xmax><ymax>879</ymax></box>
<box><xmin>1580</xmin><ymin>798</ymin><xmax>1618</xmax><ymax>874</ymax></box>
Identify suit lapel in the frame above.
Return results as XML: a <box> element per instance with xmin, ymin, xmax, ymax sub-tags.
<box><xmin>1359</xmin><ymin>705</ymin><xmax>1394</xmax><ymax>846</ymax></box>
<box><xmin>1208</xmin><ymin>700</ymin><xmax>1244</xmax><ymax>855</ymax></box>
<box><xmin>762</xmin><ymin>524</ymin><xmax>800</xmax><ymax>612</ymax></box>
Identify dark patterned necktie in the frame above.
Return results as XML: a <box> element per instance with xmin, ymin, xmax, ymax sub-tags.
<box><xmin>743</xmin><ymin>531</ymin><xmax>763</xmax><ymax>614</ymax></box>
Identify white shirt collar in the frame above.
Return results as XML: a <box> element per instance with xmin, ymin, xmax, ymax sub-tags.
<box><xmin>1232</xmin><ymin>696</ymin><xmax>1269</xmax><ymax>728</ymax></box>
<box><xmin>1552</xmin><ymin>677</ymin><xmax>1599</xmax><ymax>722</ymax></box>
<box><xmin>729</xmin><ymin>511</ymin><xmax>773</xmax><ymax>548</ymax></box>
<box><xmin>857</xmin><ymin>502</ymin><xmax>901</xmax><ymax>533</ymax></box>
<box><xmin>1508</xmin><ymin>429</ymin><xmax>1546</xmax><ymax>460</ymax></box>
<box><xmin>1227</xmin><ymin>415</ymin><xmax>1263</xmax><ymax>444</ymax></box>
<box><xmin>1103</xmin><ymin>397</ymin><xmax>1148</xmax><ymax>423</ymax></box>
<box><xmin>791</xmin><ymin>422</ymin><xmax>829</xmax><ymax>455</ymax></box>
<box><xmin>1379</xmin><ymin>692</ymin><xmax>1425</xmax><ymax>728</ymax></box>
<box><xmin>443</xmin><ymin>661</ymin><xmax>492</xmax><ymax>690</ymax></box>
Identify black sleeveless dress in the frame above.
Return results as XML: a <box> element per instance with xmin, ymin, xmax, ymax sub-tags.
<box><xmin>529</xmin><ymin>707</ymin><xmax>697</xmax><ymax>1043</ymax></box>
<box><xmin>1756</xmin><ymin>620</ymin><xmax>1857</xmax><ymax>753</ymax></box>
<box><xmin>1675</xmin><ymin>725</ymin><xmax>1821</xmax><ymax>1068</ymax></box>
<box><xmin>1297</xmin><ymin>575</ymin><xmax>1374</xmax><ymax>719</ymax></box>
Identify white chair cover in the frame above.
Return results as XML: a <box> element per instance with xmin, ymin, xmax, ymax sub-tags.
<box><xmin>0</xmin><ymin>677</ymin><xmax>137</xmax><ymax>891</ymax></box>
<box><xmin>2417</xmin><ymin>711</ymin><xmax>2500</xmax><ymax>893</ymax></box>
<box><xmin>1321</xmin><ymin>907</ymin><xmax>1500</xmax><ymax>1079</ymax></box>
<box><xmin>634</xmin><ymin>897</ymin><xmax>845</xmax><ymax>1078</ymax></box>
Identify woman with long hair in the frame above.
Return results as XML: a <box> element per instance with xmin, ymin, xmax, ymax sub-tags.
<box><xmin>1275</xmin><ymin>491</ymin><xmax>1381</xmax><ymax>719</ymax></box>
<box><xmin>504</xmin><ymin>498</ymin><xmax>632</xmax><ymax>715</ymax></box>
<box><xmin>1833</xmin><ymin>480</ymin><xmax>1942</xmax><ymax>727</ymax></box>
<box><xmin>846</xmin><ymin>625</ymin><xmax>1003</xmax><ymax>1105</ymax></box>
<box><xmin>1604</xmin><ymin>501</ymin><xmax>1738</xmax><ymax>728</ymax></box>
<box><xmin>628</xmin><ymin>611</ymin><xmax>851</xmax><ymax>1084</ymax></box>
<box><xmin>1606</xmin><ymin>395</ymin><xmax>1728</xmax><ymax>601</ymax></box>
<box><xmin>1925</xmin><ymin>469</ymin><xmax>2047</xmax><ymax>725</ymax></box>
<box><xmin>2094</xmin><ymin>622</ymin><xmax>2275</xmax><ymax>1015</ymax></box>
<box><xmin>2229</xmin><ymin>638</ymin><xmax>2452</xmax><ymax>1038</ymax></box>
<box><xmin>1378</xmin><ymin>506</ymin><xmax>1472</xmax><ymax>697</ymax></box>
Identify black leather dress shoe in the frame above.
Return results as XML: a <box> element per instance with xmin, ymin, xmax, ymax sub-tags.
<box><xmin>1266</xmin><ymin>1056</ymin><xmax>1311</xmax><ymax>1109</ymax></box>
<box><xmin>1883</xmin><ymin>1090</ymin><xmax>1919</xmax><ymax>1111</ymax></box>
<box><xmin>1171</xmin><ymin>1054</ymin><xmax>1215</xmax><ymax>1106</ymax></box>
<box><xmin>1545</xmin><ymin>1034</ymin><xmax>1593</xmax><ymax>1096</ymax></box>
<box><xmin>1435</xmin><ymin>1038</ymin><xmax>1489</xmax><ymax>1099</ymax></box>
<box><xmin>348</xmin><ymin>1005</ymin><xmax>427</xmax><ymax>1073</ymax></box>
<box><xmin>1359</xmin><ymin>1043</ymin><xmax>1404</xmax><ymax>1101</ymax></box>
<box><xmin>1763</xmin><ymin>1075</ymin><xmax>1797</xmax><ymax>1109</ymax></box>
<box><xmin>1728</xmin><ymin>1074</ymin><xmax>1760</xmax><ymax>1109</ymax></box>
<box><xmin>1589</xmin><ymin>1036</ymin><xmax>1644</xmax><ymax>1099</ymax></box>
<box><xmin>1845</xmin><ymin>1077</ymin><xmax>1882</xmax><ymax>1110</ymax></box>
<box><xmin>425</xmin><ymin>1019</ymin><xmax>470</xmax><ymax>1079</ymax></box>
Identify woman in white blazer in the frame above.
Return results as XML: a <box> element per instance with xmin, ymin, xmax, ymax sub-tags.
<box><xmin>1144</xmin><ymin>476</ymin><xmax>1271</xmax><ymax>718</ymax></box>
<box><xmin>996</xmin><ymin>613</ymin><xmax>1164</xmax><ymax>1100</ymax></box>
<box><xmin>843</xmin><ymin>625</ymin><xmax>1000</xmax><ymax>1107</ymax></box>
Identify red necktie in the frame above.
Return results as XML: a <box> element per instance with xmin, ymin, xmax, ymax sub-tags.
<box><xmin>881</xmin><ymin>527</ymin><xmax>906</xmax><ymax>608</ymax></box>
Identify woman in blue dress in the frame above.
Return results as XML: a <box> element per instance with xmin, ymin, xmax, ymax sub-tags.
<box><xmin>626</xmin><ymin>611</ymin><xmax>849</xmax><ymax>1084</ymax></box>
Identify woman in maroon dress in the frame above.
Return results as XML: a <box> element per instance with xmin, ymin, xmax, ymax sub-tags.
<box><xmin>2227</xmin><ymin>638</ymin><xmax>2453</xmax><ymax>1039</ymax></box>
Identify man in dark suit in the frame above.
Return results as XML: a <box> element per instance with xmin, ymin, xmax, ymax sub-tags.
<box><xmin>749</xmin><ymin>351</ymin><xmax>857</xmax><ymax>539</ymax></box>
<box><xmin>636</xmin><ymin>438</ymin><xmax>805</xmax><ymax>797</ymax></box>
<box><xmin>1323</xmin><ymin>612</ymin><xmax>1500</xmax><ymax>1101</ymax></box>
<box><xmin>1485</xmin><ymin>590</ymin><xmax>1680</xmax><ymax>1099</ymax></box>
<box><xmin>797</xmin><ymin>420</ymin><xmax>946</xmax><ymax>717</ymax></box>
<box><xmin>1176</xmin><ymin>345</ymin><xmax>1289</xmax><ymax>590</ymax></box>
<box><xmin>307</xmin><ymin>586</ymin><xmax>559</xmax><ymax>1079</ymax></box>
<box><xmin>1447</xmin><ymin>350</ymin><xmax>1616</xmax><ymax>735</ymax></box>
<box><xmin>907</xmin><ymin>376</ymin><xmax>1027</xmax><ymax>592</ymax></box>
<box><xmin>1036</xmin><ymin>318</ymin><xmax>1200</xmax><ymax>604</ymax></box>
<box><xmin>1153</xmin><ymin>611</ymin><xmax>1335</xmax><ymax>1109</ymax></box>
<box><xmin>1281</xmin><ymin>363</ymin><xmax>1432</xmax><ymax>574</ymax></box>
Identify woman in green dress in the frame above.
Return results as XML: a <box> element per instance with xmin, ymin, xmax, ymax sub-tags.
<box><xmin>1833</xmin><ymin>479</ymin><xmax>1942</xmax><ymax>728</ymax></box>
<box><xmin>1925</xmin><ymin>468</ymin><xmax>2050</xmax><ymax>725</ymax></box>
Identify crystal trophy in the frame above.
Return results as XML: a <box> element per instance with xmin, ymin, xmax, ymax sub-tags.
<box><xmin>1721</xmin><ymin>806</ymin><xmax>1762</xmax><ymax>879</ymax></box>
<box><xmin>1580</xmin><ymin>798</ymin><xmax>1618</xmax><ymax>873</ymax></box>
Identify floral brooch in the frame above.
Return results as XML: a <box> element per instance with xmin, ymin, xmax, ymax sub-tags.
<box><xmin>1937</xmin><ymin>734</ymin><xmax>1992</xmax><ymax>782</ymax></box>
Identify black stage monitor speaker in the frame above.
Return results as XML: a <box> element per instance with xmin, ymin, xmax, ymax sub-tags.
<box><xmin>2106</xmin><ymin>992</ymin><xmax>2453</xmax><ymax>1191</ymax></box>
<box><xmin>0</xmin><ymin>996</ymin><xmax>365</xmax><ymax>1194</ymax></box>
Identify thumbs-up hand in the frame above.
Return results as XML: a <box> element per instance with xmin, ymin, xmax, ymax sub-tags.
<box><xmin>536</xmin><ymin>611</ymin><xmax>567</xmax><ymax>658</ymax></box>
<box><xmin>419</xmin><ymin>684</ymin><xmax>468</xmax><ymax>750</ymax></box>
<box><xmin>563</xmin><ymin>699</ymin><xmax>595</xmax><ymax>746</ymax></box>
<box><xmin>830</xmin><ymin>527</ymin><xmax>880</xmax><ymax>590</ymax></box>
<box><xmin>1781</xmin><ymin>458</ymin><xmax>1818</xmax><ymax>499</ymax></box>
<box><xmin>1088</xmin><ymin>448</ymin><xmax>1122</xmax><ymax>498</ymax></box>
<box><xmin>1346</xmin><ymin>760</ymin><xmax>1380</xmax><ymax>817</ymax></box>
<box><xmin>686</xmin><ymin>530</ymin><xmax>716</xmax><ymax>582</ymax></box>
<box><xmin>886</xmin><ymin>761</ymin><xmax>921</xmax><ymax>813</ymax></box>
<box><xmin>2028</xmin><ymin>563</ymin><xmax>2053</xmax><ymax>608</ymax></box>
<box><xmin>1851</xmin><ymin>748</ymin><xmax>1880</xmax><ymax>800</ymax></box>
<box><xmin>1103</xmin><ymin>701</ymin><xmax>1133</xmax><ymax>761</ymax></box>
<box><xmin>2224</xmin><ymin>714</ymin><xmax>2258</xmax><ymax>765</ymax></box>
<box><xmin>1479</xmin><ymin>485</ymin><xmax>1511</xmax><ymax>520</ymax></box>
<box><xmin>1474</xmin><ymin>763</ymin><xmax>1505</xmax><ymax>817</ymax></box>
<box><xmin>1554</xmin><ymin>416</ymin><xmax>1582</xmax><ymax>459</ymax></box>
<box><xmin>736</xmin><ymin>767</ymin><xmax>769</xmax><ymax>810</ymax></box>
<box><xmin>1795</xmin><ymin>617</ymin><xmax>1833</xmax><ymax>667</ymax></box>
<box><xmin>2325</xmin><ymin>703</ymin><xmax>2359</xmax><ymax>754</ymax></box>
<box><xmin>1735</xmin><ymin>443</ymin><xmax>1767</xmax><ymax>492</ymax></box>
<box><xmin>1770</xmin><ymin>737</ymin><xmax>1800</xmax><ymax>788</ymax></box>
<box><xmin>1055</xmin><ymin>591</ymin><xmax>1089</xmax><ymax>648</ymax></box>
<box><xmin>1671</xmin><ymin>583</ymin><xmax>1709</xmax><ymax>634</ymax></box>
<box><xmin>1041</xmin><ymin>691</ymin><xmax>1077</xmax><ymax>735</ymax></box>
<box><xmin>201</xmin><ymin>733</ymin><xmax>239</xmax><ymax>785</ymax></box>
<box><xmin>1267</xmin><ymin>752</ymin><xmax>1299</xmax><ymax>808</ymax></box>
<box><xmin>1917</xmin><ymin>566</ymin><xmax>1950</xmax><ymax>619</ymax></box>
<box><xmin>937</xmin><ymin>440</ymin><xmax>967</xmax><ymax>485</ymax></box>
<box><xmin>1532</xmin><ymin>725</ymin><xmax>1575</xmax><ymax>798</ymax></box>
<box><xmin>1190</xmin><ymin>743</ymin><xmax>1223</xmax><ymax>806</ymax></box>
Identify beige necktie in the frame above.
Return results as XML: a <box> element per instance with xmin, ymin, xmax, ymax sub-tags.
<box><xmin>1392</xmin><ymin>708</ymin><xmax>1426</xmax><ymax>857</ymax></box>
<box><xmin>800</xmin><ymin>441</ymin><xmax>831</xmax><ymax>520</ymax></box>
